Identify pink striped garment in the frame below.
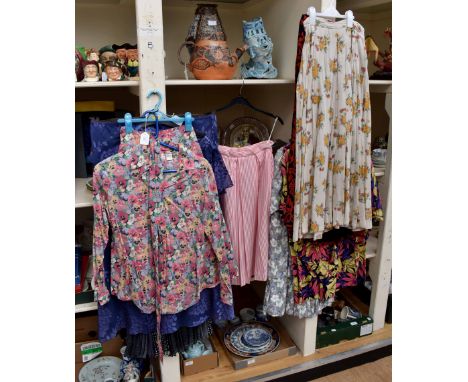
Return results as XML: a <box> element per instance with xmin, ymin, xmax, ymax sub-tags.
<box><xmin>219</xmin><ymin>141</ymin><xmax>274</xmax><ymax>286</ymax></box>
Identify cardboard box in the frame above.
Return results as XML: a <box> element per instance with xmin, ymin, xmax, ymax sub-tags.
<box><xmin>180</xmin><ymin>338</ymin><xmax>219</xmax><ymax>376</ymax></box>
<box><xmin>215</xmin><ymin>318</ymin><xmax>298</xmax><ymax>370</ymax></box>
<box><xmin>75</xmin><ymin>337</ymin><xmax>124</xmax><ymax>381</ymax></box>
<box><xmin>316</xmin><ymin>315</ymin><xmax>374</xmax><ymax>349</ymax></box>
<box><xmin>75</xmin><ymin>336</ymin><xmax>124</xmax><ymax>364</ymax></box>
<box><xmin>75</xmin><ymin>315</ymin><xmax>99</xmax><ymax>342</ymax></box>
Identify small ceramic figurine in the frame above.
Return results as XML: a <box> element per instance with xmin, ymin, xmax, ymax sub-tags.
<box><xmin>99</xmin><ymin>45</ymin><xmax>117</xmax><ymax>67</ymax></box>
<box><xmin>99</xmin><ymin>45</ymin><xmax>117</xmax><ymax>81</ymax></box>
<box><xmin>86</xmin><ymin>48</ymin><xmax>99</xmax><ymax>62</ymax></box>
<box><xmin>75</xmin><ymin>49</ymin><xmax>84</xmax><ymax>82</ymax></box>
<box><xmin>241</xmin><ymin>17</ymin><xmax>277</xmax><ymax>79</ymax></box>
<box><xmin>104</xmin><ymin>60</ymin><xmax>125</xmax><ymax>81</ymax></box>
<box><xmin>126</xmin><ymin>44</ymin><xmax>139</xmax><ymax>78</ymax></box>
<box><xmin>82</xmin><ymin>60</ymin><xmax>100</xmax><ymax>82</ymax></box>
<box><xmin>112</xmin><ymin>43</ymin><xmax>128</xmax><ymax>66</ymax></box>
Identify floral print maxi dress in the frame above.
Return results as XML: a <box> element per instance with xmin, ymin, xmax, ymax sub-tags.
<box><xmin>294</xmin><ymin>19</ymin><xmax>372</xmax><ymax>241</ymax></box>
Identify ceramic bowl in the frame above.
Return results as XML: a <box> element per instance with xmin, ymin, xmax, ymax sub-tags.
<box><xmin>240</xmin><ymin>308</ymin><xmax>256</xmax><ymax>322</ymax></box>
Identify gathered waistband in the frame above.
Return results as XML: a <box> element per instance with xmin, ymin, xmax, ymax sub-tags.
<box><xmin>219</xmin><ymin>141</ymin><xmax>273</xmax><ymax>158</ymax></box>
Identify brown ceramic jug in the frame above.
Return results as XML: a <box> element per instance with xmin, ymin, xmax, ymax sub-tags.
<box><xmin>178</xmin><ymin>4</ymin><xmax>245</xmax><ymax>80</ymax></box>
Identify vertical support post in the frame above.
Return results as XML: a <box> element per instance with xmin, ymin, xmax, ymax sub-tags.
<box><xmin>135</xmin><ymin>0</ymin><xmax>166</xmax><ymax>114</ymax></box>
<box><xmin>279</xmin><ymin>315</ymin><xmax>318</xmax><ymax>356</ymax></box>
<box><xmin>158</xmin><ymin>354</ymin><xmax>181</xmax><ymax>382</ymax></box>
<box><xmin>321</xmin><ymin>0</ymin><xmax>336</xmax><ymax>11</ymax></box>
<box><xmin>135</xmin><ymin>1</ymin><xmax>177</xmax><ymax>380</ymax></box>
<box><xmin>369</xmin><ymin>89</ymin><xmax>392</xmax><ymax>331</ymax></box>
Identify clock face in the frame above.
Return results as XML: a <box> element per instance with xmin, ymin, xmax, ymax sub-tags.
<box><xmin>223</xmin><ymin>117</ymin><xmax>269</xmax><ymax>147</ymax></box>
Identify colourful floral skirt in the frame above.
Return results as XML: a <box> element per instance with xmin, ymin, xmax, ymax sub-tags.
<box><xmin>291</xmin><ymin>229</ymin><xmax>367</xmax><ymax>304</ymax></box>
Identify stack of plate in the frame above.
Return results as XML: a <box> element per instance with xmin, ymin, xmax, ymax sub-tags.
<box><xmin>372</xmin><ymin>148</ymin><xmax>387</xmax><ymax>168</ymax></box>
<box><xmin>224</xmin><ymin>322</ymin><xmax>280</xmax><ymax>358</ymax></box>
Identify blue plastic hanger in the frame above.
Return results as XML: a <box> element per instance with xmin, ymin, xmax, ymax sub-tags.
<box><xmin>117</xmin><ymin>90</ymin><xmax>193</xmax><ymax>133</ymax></box>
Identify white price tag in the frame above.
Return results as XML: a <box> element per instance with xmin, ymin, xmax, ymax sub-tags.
<box><xmin>185</xmin><ymin>360</ymin><xmax>194</xmax><ymax>366</ymax></box>
<box><xmin>247</xmin><ymin>359</ymin><xmax>256</xmax><ymax>365</ymax></box>
<box><xmin>208</xmin><ymin>20</ymin><xmax>217</xmax><ymax>26</ymax></box>
<box><xmin>331</xmin><ymin>329</ymin><xmax>336</xmax><ymax>332</ymax></box>
<box><xmin>81</xmin><ymin>342</ymin><xmax>103</xmax><ymax>363</ymax></box>
<box><xmin>350</xmin><ymin>321</ymin><xmax>358</xmax><ymax>326</ymax></box>
<box><xmin>165</xmin><ymin>152</ymin><xmax>173</xmax><ymax>161</ymax></box>
<box><xmin>140</xmin><ymin>132</ymin><xmax>150</xmax><ymax>145</ymax></box>
<box><xmin>360</xmin><ymin>323</ymin><xmax>373</xmax><ymax>336</ymax></box>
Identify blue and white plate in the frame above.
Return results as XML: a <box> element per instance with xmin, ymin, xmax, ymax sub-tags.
<box><xmin>224</xmin><ymin>322</ymin><xmax>280</xmax><ymax>358</ymax></box>
<box><xmin>242</xmin><ymin>327</ymin><xmax>272</xmax><ymax>348</ymax></box>
<box><xmin>79</xmin><ymin>356</ymin><xmax>121</xmax><ymax>382</ymax></box>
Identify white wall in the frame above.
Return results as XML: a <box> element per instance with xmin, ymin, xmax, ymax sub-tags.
<box><xmin>76</xmin><ymin>1</ymin><xmax>137</xmax><ymax>49</ymax></box>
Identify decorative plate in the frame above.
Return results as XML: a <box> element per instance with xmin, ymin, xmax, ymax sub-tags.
<box><xmin>242</xmin><ymin>327</ymin><xmax>272</xmax><ymax>347</ymax></box>
<box><xmin>78</xmin><ymin>356</ymin><xmax>121</xmax><ymax>382</ymax></box>
<box><xmin>224</xmin><ymin>322</ymin><xmax>280</xmax><ymax>358</ymax></box>
<box><xmin>222</xmin><ymin>117</ymin><xmax>270</xmax><ymax>147</ymax></box>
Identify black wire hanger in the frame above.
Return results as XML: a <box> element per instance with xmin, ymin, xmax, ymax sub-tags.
<box><xmin>209</xmin><ymin>79</ymin><xmax>284</xmax><ymax>125</ymax></box>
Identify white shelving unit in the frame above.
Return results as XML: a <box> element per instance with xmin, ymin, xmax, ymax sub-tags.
<box><xmin>75</xmin><ymin>301</ymin><xmax>98</xmax><ymax>314</ymax></box>
<box><xmin>75</xmin><ymin>178</ymin><xmax>93</xmax><ymax>208</ymax></box>
<box><xmin>76</xmin><ymin>0</ymin><xmax>392</xmax><ymax>380</ymax></box>
<box><xmin>75</xmin><ymin>80</ymin><xmax>139</xmax><ymax>88</ymax></box>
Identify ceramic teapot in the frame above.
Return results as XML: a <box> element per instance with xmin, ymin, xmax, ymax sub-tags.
<box><xmin>178</xmin><ymin>4</ymin><xmax>244</xmax><ymax>80</ymax></box>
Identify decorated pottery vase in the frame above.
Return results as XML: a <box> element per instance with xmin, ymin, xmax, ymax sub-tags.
<box><xmin>178</xmin><ymin>4</ymin><xmax>244</xmax><ymax>80</ymax></box>
<box><xmin>241</xmin><ymin>17</ymin><xmax>277</xmax><ymax>79</ymax></box>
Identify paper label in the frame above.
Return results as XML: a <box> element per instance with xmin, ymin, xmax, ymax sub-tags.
<box><xmin>165</xmin><ymin>152</ymin><xmax>173</xmax><ymax>161</ymax></box>
<box><xmin>81</xmin><ymin>342</ymin><xmax>103</xmax><ymax>362</ymax></box>
<box><xmin>331</xmin><ymin>329</ymin><xmax>336</xmax><ymax>332</ymax></box>
<box><xmin>247</xmin><ymin>359</ymin><xmax>256</xmax><ymax>365</ymax></box>
<box><xmin>350</xmin><ymin>321</ymin><xmax>358</xmax><ymax>326</ymax></box>
<box><xmin>185</xmin><ymin>360</ymin><xmax>193</xmax><ymax>366</ymax></box>
<box><xmin>360</xmin><ymin>323</ymin><xmax>373</xmax><ymax>336</ymax></box>
<box><xmin>208</xmin><ymin>20</ymin><xmax>217</xmax><ymax>26</ymax></box>
<box><xmin>140</xmin><ymin>132</ymin><xmax>150</xmax><ymax>145</ymax></box>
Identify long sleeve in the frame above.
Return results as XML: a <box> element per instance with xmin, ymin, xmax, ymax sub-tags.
<box><xmin>92</xmin><ymin>170</ymin><xmax>110</xmax><ymax>305</ymax></box>
<box><xmin>201</xmin><ymin>165</ymin><xmax>238</xmax><ymax>305</ymax></box>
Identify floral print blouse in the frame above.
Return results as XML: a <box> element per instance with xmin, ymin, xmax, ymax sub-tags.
<box><xmin>93</xmin><ymin>126</ymin><xmax>237</xmax><ymax>315</ymax></box>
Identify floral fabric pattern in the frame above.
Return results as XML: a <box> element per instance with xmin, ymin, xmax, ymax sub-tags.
<box><xmin>280</xmin><ymin>15</ymin><xmax>308</xmax><ymax>238</ymax></box>
<box><xmin>263</xmin><ymin>147</ymin><xmax>290</xmax><ymax>316</ymax></box>
<box><xmin>291</xmin><ymin>229</ymin><xmax>367</xmax><ymax>304</ymax></box>
<box><xmin>293</xmin><ymin>19</ymin><xmax>372</xmax><ymax>241</ymax></box>
<box><xmin>87</xmin><ymin>115</ymin><xmax>233</xmax><ymax>194</ymax></box>
<box><xmin>92</xmin><ymin>125</ymin><xmax>237</xmax><ymax>315</ymax></box>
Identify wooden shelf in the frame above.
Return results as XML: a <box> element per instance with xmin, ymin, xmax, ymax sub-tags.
<box><xmin>75</xmin><ymin>178</ymin><xmax>93</xmax><ymax>208</ymax></box>
<box><xmin>75</xmin><ymin>80</ymin><xmax>139</xmax><ymax>88</ymax></box>
<box><xmin>165</xmin><ymin>78</ymin><xmax>294</xmax><ymax>86</ymax></box>
<box><xmin>75</xmin><ymin>301</ymin><xmax>98</xmax><ymax>313</ymax></box>
<box><xmin>181</xmin><ymin>324</ymin><xmax>391</xmax><ymax>382</ymax></box>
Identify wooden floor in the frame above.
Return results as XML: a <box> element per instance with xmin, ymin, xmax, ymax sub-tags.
<box><xmin>310</xmin><ymin>356</ymin><xmax>391</xmax><ymax>382</ymax></box>
<box><xmin>181</xmin><ymin>324</ymin><xmax>391</xmax><ymax>382</ymax></box>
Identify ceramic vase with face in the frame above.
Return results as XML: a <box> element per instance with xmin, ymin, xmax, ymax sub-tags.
<box><xmin>241</xmin><ymin>17</ymin><xmax>277</xmax><ymax>79</ymax></box>
<box><xmin>126</xmin><ymin>44</ymin><xmax>139</xmax><ymax>78</ymax></box>
<box><xmin>178</xmin><ymin>4</ymin><xmax>244</xmax><ymax>80</ymax></box>
<box><xmin>104</xmin><ymin>60</ymin><xmax>125</xmax><ymax>81</ymax></box>
<box><xmin>113</xmin><ymin>44</ymin><xmax>128</xmax><ymax>66</ymax></box>
<box><xmin>82</xmin><ymin>60</ymin><xmax>100</xmax><ymax>82</ymax></box>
